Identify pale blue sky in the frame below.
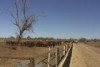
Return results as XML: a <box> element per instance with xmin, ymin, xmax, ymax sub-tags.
<box><xmin>0</xmin><ymin>0</ymin><xmax>100</xmax><ymax>39</ymax></box>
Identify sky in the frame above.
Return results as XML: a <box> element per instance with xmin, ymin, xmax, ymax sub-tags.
<box><xmin>0</xmin><ymin>0</ymin><xmax>100</xmax><ymax>39</ymax></box>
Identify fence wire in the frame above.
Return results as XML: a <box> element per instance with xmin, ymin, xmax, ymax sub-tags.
<box><xmin>0</xmin><ymin>43</ymin><xmax>71</xmax><ymax>67</ymax></box>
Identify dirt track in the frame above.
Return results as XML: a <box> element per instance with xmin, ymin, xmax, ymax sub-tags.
<box><xmin>70</xmin><ymin>43</ymin><xmax>100</xmax><ymax>67</ymax></box>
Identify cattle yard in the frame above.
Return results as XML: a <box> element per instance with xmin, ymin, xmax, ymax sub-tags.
<box><xmin>0</xmin><ymin>40</ymin><xmax>71</xmax><ymax>67</ymax></box>
<box><xmin>0</xmin><ymin>40</ymin><xmax>100</xmax><ymax>67</ymax></box>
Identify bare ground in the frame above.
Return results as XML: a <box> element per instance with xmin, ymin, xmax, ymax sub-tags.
<box><xmin>70</xmin><ymin>43</ymin><xmax>100</xmax><ymax>67</ymax></box>
<box><xmin>0</xmin><ymin>42</ymin><xmax>65</xmax><ymax>67</ymax></box>
<box><xmin>0</xmin><ymin>42</ymin><xmax>50</xmax><ymax>67</ymax></box>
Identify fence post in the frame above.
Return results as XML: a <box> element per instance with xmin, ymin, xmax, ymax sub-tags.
<box><xmin>59</xmin><ymin>49</ymin><xmax>61</xmax><ymax>60</ymax></box>
<box><xmin>63</xmin><ymin>46</ymin><xmax>65</xmax><ymax>56</ymax></box>
<box><xmin>65</xmin><ymin>45</ymin><xmax>68</xmax><ymax>53</ymax></box>
<box><xmin>56</xmin><ymin>48</ymin><xmax>60</xmax><ymax>67</ymax></box>
<box><xmin>55</xmin><ymin>48</ymin><xmax>58</xmax><ymax>67</ymax></box>
<box><xmin>48</xmin><ymin>47</ymin><xmax>50</xmax><ymax>67</ymax></box>
<box><xmin>29</xmin><ymin>58</ymin><xmax>35</xmax><ymax>67</ymax></box>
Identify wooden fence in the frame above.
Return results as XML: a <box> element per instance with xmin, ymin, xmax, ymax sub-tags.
<box><xmin>0</xmin><ymin>42</ymin><xmax>73</xmax><ymax>67</ymax></box>
<box><xmin>34</xmin><ymin>42</ymin><xmax>72</xmax><ymax>67</ymax></box>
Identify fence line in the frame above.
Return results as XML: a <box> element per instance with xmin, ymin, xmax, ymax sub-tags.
<box><xmin>34</xmin><ymin>42</ymin><xmax>72</xmax><ymax>67</ymax></box>
<box><xmin>58</xmin><ymin>42</ymin><xmax>73</xmax><ymax>67</ymax></box>
<box><xmin>0</xmin><ymin>42</ymin><xmax>72</xmax><ymax>67</ymax></box>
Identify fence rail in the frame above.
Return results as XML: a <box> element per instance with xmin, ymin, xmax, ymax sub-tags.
<box><xmin>0</xmin><ymin>42</ymin><xmax>73</xmax><ymax>67</ymax></box>
<box><xmin>34</xmin><ymin>42</ymin><xmax>73</xmax><ymax>67</ymax></box>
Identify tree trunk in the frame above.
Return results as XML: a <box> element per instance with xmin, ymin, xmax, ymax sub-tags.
<box><xmin>16</xmin><ymin>32</ymin><xmax>22</xmax><ymax>50</ymax></box>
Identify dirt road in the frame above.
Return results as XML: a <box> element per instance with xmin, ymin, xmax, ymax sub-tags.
<box><xmin>70</xmin><ymin>43</ymin><xmax>100</xmax><ymax>67</ymax></box>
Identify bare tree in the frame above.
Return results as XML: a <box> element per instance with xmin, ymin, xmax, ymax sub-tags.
<box><xmin>9</xmin><ymin>0</ymin><xmax>36</xmax><ymax>50</ymax></box>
